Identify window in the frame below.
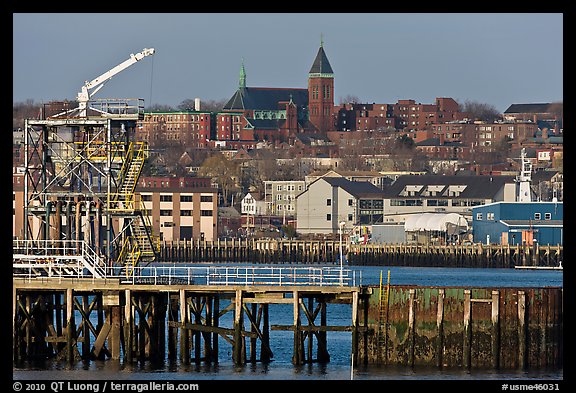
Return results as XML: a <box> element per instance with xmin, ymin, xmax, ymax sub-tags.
<box><xmin>141</xmin><ymin>194</ymin><xmax>152</xmax><ymax>201</ymax></box>
<box><xmin>348</xmin><ymin>199</ymin><xmax>353</xmax><ymax>206</ymax></box>
<box><xmin>200</xmin><ymin>195</ymin><xmax>212</xmax><ymax>202</ymax></box>
<box><xmin>180</xmin><ymin>195</ymin><xmax>193</xmax><ymax>202</ymax></box>
<box><xmin>277</xmin><ymin>185</ymin><xmax>283</xmax><ymax>191</ymax></box>
<box><xmin>326</xmin><ymin>214</ymin><xmax>331</xmax><ymax>221</ymax></box>
<box><xmin>348</xmin><ymin>214</ymin><xmax>353</xmax><ymax>221</ymax></box>
<box><xmin>160</xmin><ymin>210</ymin><xmax>172</xmax><ymax>216</ymax></box>
<box><xmin>326</xmin><ymin>199</ymin><xmax>331</xmax><ymax>206</ymax></box>
<box><xmin>476</xmin><ymin>213</ymin><xmax>483</xmax><ymax>220</ymax></box>
<box><xmin>201</xmin><ymin>210</ymin><xmax>213</xmax><ymax>216</ymax></box>
<box><xmin>181</xmin><ymin>210</ymin><xmax>192</xmax><ymax>216</ymax></box>
<box><xmin>545</xmin><ymin>213</ymin><xmax>552</xmax><ymax>220</ymax></box>
<box><xmin>487</xmin><ymin>212</ymin><xmax>495</xmax><ymax>220</ymax></box>
<box><xmin>534</xmin><ymin>213</ymin><xmax>541</xmax><ymax>220</ymax></box>
<box><xmin>160</xmin><ymin>195</ymin><xmax>172</xmax><ymax>202</ymax></box>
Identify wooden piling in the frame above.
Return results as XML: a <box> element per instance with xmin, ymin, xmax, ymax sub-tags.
<box><xmin>436</xmin><ymin>289</ymin><xmax>445</xmax><ymax>369</ymax></box>
<box><xmin>491</xmin><ymin>290</ymin><xmax>500</xmax><ymax>369</ymax></box>
<box><xmin>65</xmin><ymin>288</ymin><xmax>75</xmax><ymax>364</ymax></box>
<box><xmin>233</xmin><ymin>289</ymin><xmax>243</xmax><ymax>365</ymax></box>
<box><xmin>351</xmin><ymin>291</ymin><xmax>359</xmax><ymax>366</ymax></box>
<box><xmin>124</xmin><ymin>289</ymin><xmax>133</xmax><ymax>362</ymax></box>
<box><xmin>292</xmin><ymin>290</ymin><xmax>302</xmax><ymax>365</ymax></box>
<box><xmin>463</xmin><ymin>289</ymin><xmax>471</xmax><ymax>369</ymax></box>
<box><xmin>179</xmin><ymin>289</ymin><xmax>189</xmax><ymax>364</ymax></box>
<box><xmin>261</xmin><ymin>304</ymin><xmax>270</xmax><ymax>363</ymax></box>
<box><xmin>407</xmin><ymin>288</ymin><xmax>415</xmax><ymax>368</ymax></box>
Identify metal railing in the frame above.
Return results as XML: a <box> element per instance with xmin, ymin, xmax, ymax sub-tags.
<box><xmin>13</xmin><ymin>239</ymin><xmax>107</xmax><ymax>279</ymax></box>
<box><xmin>13</xmin><ymin>240</ymin><xmax>358</xmax><ymax>286</ymax></box>
<box><xmin>113</xmin><ymin>265</ymin><xmax>357</xmax><ymax>286</ymax></box>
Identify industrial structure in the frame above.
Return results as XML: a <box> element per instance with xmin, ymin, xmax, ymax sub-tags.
<box><xmin>14</xmin><ymin>48</ymin><xmax>159</xmax><ymax>278</ymax></box>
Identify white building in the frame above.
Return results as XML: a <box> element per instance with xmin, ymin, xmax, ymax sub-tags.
<box><xmin>241</xmin><ymin>192</ymin><xmax>266</xmax><ymax>216</ymax></box>
<box><xmin>296</xmin><ymin>177</ymin><xmax>385</xmax><ymax>235</ymax></box>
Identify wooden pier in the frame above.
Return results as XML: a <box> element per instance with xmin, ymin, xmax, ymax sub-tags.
<box><xmin>12</xmin><ymin>278</ymin><xmax>361</xmax><ymax>367</ymax></box>
<box><xmin>13</xmin><ymin>277</ymin><xmax>563</xmax><ymax>370</ymax></box>
<box><xmin>156</xmin><ymin>239</ymin><xmax>563</xmax><ymax>268</ymax></box>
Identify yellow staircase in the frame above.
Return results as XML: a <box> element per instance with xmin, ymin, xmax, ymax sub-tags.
<box><xmin>109</xmin><ymin>141</ymin><xmax>159</xmax><ymax>270</ymax></box>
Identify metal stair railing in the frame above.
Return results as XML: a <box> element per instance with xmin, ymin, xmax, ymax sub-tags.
<box><xmin>108</xmin><ymin>141</ymin><xmax>147</xmax><ymax>213</ymax></box>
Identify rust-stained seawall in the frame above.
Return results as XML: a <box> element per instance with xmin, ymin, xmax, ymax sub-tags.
<box><xmin>358</xmin><ymin>286</ymin><xmax>563</xmax><ymax>369</ymax></box>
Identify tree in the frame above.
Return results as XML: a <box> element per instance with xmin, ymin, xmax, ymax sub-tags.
<box><xmin>197</xmin><ymin>98</ymin><xmax>228</xmax><ymax>112</ymax></box>
<box><xmin>459</xmin><ymin>100</ymin><xmax>502</xmax><ymax>122</ymax></box>
<box><xmin>197</xmin><ymin>153</ymin><xmax>241</xmax><ymax>206</ymax></box>
<box><xmin>177</xmin><ymin>99</ymin><xmax>198</xmax><ymax>111</ymax></box>
<box><xmin>145</xmin><ymin>103</ymin><xmax>174</xmax><ymax>112</ymax></box>
<box><xmin>281</xmin><ymin>224</ymin><xmax>297</xmax><ymax>239</ymax></box>
<box><xmin>338</xmin><ymin>94</ymin><xmax>361</xmax><ymax>105</ymax></box>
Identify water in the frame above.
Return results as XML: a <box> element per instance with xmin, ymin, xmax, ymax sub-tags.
<box><xmin>13</xmin><ymin>265</ymin><xmax>563</xmax><ymax>382</ymax></box>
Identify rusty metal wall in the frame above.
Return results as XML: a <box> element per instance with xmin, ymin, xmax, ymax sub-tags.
<box><xmin>359</xmin><ymin>286</ymin><xmax>563</xmax><ymax>369</ymax></box>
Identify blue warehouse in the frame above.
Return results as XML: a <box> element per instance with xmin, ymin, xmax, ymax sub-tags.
<box><xmin>472</xmin><ymin>201</ymin><xmax>563</xmax><ymax>246</ymax></box>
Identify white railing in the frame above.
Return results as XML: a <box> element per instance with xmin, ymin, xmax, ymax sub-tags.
<box><xmin>111</xmin><ymin>265</ymin><xmax>357</xmax><ymax>287</ymax></box>
<box><xmin>13</xmin><ymin>239</ymin><xmax>107</xmax><ymax>279</ymax></box>
<box><xmin>13</xmin><ymin>240</ymin><xmax>359</xmax><ymax>286</ymax></box>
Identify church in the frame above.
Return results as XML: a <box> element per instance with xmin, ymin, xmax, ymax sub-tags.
<box><xmin>216</xmin><ymin>40</ymin><xmax>335</xmax><ymax>145</ymax></box>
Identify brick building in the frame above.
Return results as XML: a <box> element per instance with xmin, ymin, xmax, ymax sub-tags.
<box><xmin>138</xmin><ymin>110</ymin><xmax>214</xmax><ymax>148</ymax></box>
<box><xmin>334</xmin><ymin>97</ymin><xmax>468</xmax><ymax>132</ymax></box>
<box><xmin>136</xmin><ymin>176</ymin><xmax>218</xmax><ymax>241</ymax></box>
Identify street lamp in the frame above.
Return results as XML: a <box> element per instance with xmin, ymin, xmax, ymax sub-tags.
<box><xmin>339</xmin><ymin>221</ymin><xmax>346</xmax><ymax>285</ymax></box>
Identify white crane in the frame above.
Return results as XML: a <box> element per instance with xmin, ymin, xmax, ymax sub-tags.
<box><xmin>52</xmin><ymin>48</ymin><xmax>155</xmax><ymax>118</ymax></box>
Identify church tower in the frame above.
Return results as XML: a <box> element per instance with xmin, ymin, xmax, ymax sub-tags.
<box><xmin>308</xmin><ymin>36</ymin><xmax>334</xmax><ymax>132</ymax></box>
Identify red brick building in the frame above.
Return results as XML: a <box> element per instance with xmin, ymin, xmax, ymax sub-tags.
<box><xmin>138</xmin><ymin>111</ymin><xmax>214</xmax><ymax>148</ymax></box>
<box><xmin>334</xmin><ymin>97</ymin><xmax>468</xmax><ymax>132</ymax></box>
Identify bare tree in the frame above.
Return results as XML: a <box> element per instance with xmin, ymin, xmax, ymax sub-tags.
<box><xmin>197</xmin><ymin>98</ymin><xmax>228</xmax><ymax>112</ymax></box>
<box><xmin>145</xmin><ymin>103</ymin><xmax>175</xmax><ymax>112</ymax></box>
<box><xmin>197</xmin><ymin>153</ymin><xmax>241</xmax><ymax>206</ymax></box>
<box><xmin>459</xmin><ymin>100</ymin><xmax>502</xmax><ymax>122</ymax></box>
<box><xmin>338</xmin><ymin>94</ymin><xmax>361</xmax><ymax>105</ymax></box>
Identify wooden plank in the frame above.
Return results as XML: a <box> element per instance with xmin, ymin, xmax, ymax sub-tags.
<box><xmin>92</xmin><ymin>321</ymin><xmax>111</xmax><ymax>358</ymax></box>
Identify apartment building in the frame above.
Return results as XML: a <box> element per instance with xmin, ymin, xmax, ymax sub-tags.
<box><xmin>136</xmin><ymin>176</ymin><xmax>218</xmax><ymax>241</ymax></box>
<box><xmin>137</xmin><ymin>110</ymin><xmax>214</xmax><ymax>148</ymax></box>
<box><xmin>381</xmin><ymin>174</ymin><xmax>517</xmax><ymax>223</ymax></box>
<box><xmin>264</xmin><ymin>180</ymin><xmax>306</xmax><ymax>217</ymax></box>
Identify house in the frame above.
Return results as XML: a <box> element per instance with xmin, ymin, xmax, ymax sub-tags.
<box><xmin>296</xmin><ymin>177</ymin><xmax>385</xmax><ymax>235</ymax></box>
<box><xmin>472</xmin><ymin>201</ymin><xmax>563</xmax><ymax>245</ymax></box>
<box><xmin>241</xmin><ymin>192</ymin><xmax>266</xmax><ymax>216</ymax></box>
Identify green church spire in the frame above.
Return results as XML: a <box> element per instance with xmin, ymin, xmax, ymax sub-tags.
<box><xmin>239</xmin><ymin>59</ymin><xmax>246</xmax><ymax>89</ymax></box>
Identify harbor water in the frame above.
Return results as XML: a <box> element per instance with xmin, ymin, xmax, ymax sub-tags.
<box><xmin>13</xmin><ymin>264</ymin><xmax>563</xmax><ymax>382</ymax></box>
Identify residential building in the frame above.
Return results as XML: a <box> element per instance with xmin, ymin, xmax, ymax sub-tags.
<box><xmin>241</xmin><ymin>192</ymin><xmax>266</xmax><ymax>216</ymax></box>
<box><xmin>472</xmin><ymin>201</ymin><xmax>563</xmax><ymax>245</ymax></box>
<box><xmin>136</xmin><ymin>177</ymin><xmax>218</xmax><ymax>241</ymax></box>
<box><xmin>296</xmin><ymin>177</ymin><xmax>385</xmax><ymax>235</ymax></box>
<box><xmin>137</xmin><ymin>110</ymin><xmax>214</xmax><ymax>148</ymax></box>
<box><xmin>304</xmin><ymin>169</ymin><xmax>390</xmax><ymax>189</ymax></box>
<box><xmin>264</xmin><ymin>180</ymin><xmax>306</xmax><ymax>218</ymax></box>
<box><xmin>380</xmin><ymin>174</ymin><xmax>517</xmax><ymax>223</ymax></box>
<box><xmin>503</xmin><ymin>103</ymin><xmax>563</xmax><ymax>134</ymax></box>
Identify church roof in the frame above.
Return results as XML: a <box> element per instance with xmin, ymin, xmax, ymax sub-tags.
<box><xmin>309</xmin><ymin>45</ymin><xmax>334</xmax><ymax>75</ymax></box>
<box><xmin>223</xmin><ymin>87</ymin><xmax>308</xmax><ymax>111</ymax></box>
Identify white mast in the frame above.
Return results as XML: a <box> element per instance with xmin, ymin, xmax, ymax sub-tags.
<box><xmin>517</xmin><ymin>148</ymin><xmax>532</xmax><ymax>202</ymax></box>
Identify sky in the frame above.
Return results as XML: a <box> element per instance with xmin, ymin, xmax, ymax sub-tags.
<box><xmin>13</xmin><ymin>13</ymin><xmax>563</xmax><ymax>113</ymax></box>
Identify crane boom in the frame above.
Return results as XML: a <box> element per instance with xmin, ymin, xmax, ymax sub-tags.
<box><xmin>76</xmin><ymin>48</ymin><xmax>155</xmax><ymax>116</ymax></box>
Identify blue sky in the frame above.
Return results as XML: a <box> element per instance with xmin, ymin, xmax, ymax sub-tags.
<box><xmin>13</xmin><ymin>13</ymin><xmax>563</xmax><ymax>113</ymax></box>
